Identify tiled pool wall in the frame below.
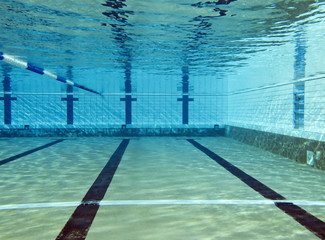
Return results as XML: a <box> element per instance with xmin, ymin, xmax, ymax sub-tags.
<box><xmin>226</xmin><ymin>126</ymin><xmax>325</xmax><ymax>171</ymax></box>
<box><xmin>0</xmin><ymin>127</ymin><xmax>225</xmax><ymax>137</ymax></box>
<box><xmin>223</xmin><ymin>19</ymin><xmax>325</xmax><ymax>171</ymax></box>
<box><xmin>0</xmin><ymin>69</ymin><xmax>226</xmax><ymax>128</ymax></box>
<box><xmin>1</xmin><ymin>15</ymin><xmax>325</xmax><ymax>170</ymax></box>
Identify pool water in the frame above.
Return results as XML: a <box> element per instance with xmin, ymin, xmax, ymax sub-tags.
<box><xmin>1</xmin><ymin>137</ymin><xmax>325</xmax><ymax>239</ymax></box>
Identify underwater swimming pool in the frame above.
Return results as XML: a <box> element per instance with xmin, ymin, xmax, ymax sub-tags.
<box><xmin>0</xmin><ymin>0</ymin><xmax>325</xmax><ymax>135</ymax></box>
<box><xmin>1</xmin><ymin>137</ymin><xmax>325</xmax><ymax>239</ymax></box>
<box><xmin>1</xmin><ymin>1</ymin><xmax>325</xmax><ymax>239</ymax></box>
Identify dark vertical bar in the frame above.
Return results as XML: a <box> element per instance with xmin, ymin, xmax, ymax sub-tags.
<box><xmin>125</xmin><ymin>62</ymin><xmax>132</xmax><ymax>94</ymax></box>
<box><xmin>124</xmin><ymin>61</ymin><xmax>133</xmax><ymax>124</ymax></box>
<box><xmin>3</xmin><ymin>94</ymin><xmax>12</xmax><ymax>124</ymax></box>
<box><xmin>120</xmin><ymin>61</ymin><xmax>136</xmax><ymax>125</ymax></box>
<box><xmin>56</xmin><ymin>139</ymin><xmax>130</xmax><ymax>240</ymax></box>
<box><xmin>67</xmin><ymin>95</ymin><xmax>73</xmax><ymax>125</ymax></box>
<box><xmin>66</xmin><ymin>95</ymin><xmax>75</xmax><ymax>125</ymax></box>
<box><xmin>66</xmin><ymin>67</ymin><xmax>74</xmax><ymax>125</ymax></box>
<box><xmin>125</xmin><ymin>95</ymin><xmax>132</xmax><ymax>124</ymax></box>
<box><xmin>294</xmin><ymin>32</ymin><xmax>306</xmax><ymax>80</ymax></box>
<box><xmin>61</xmin><ymin>93</ymin><xmax>78</xmax><ymax>125</ymax></box>
<box><xmin>183</xmin><ymin>95</ymin><xmax>189</xmax><ymax>124</ymax></box>
<box><xmin>61</xmin><ymin>67</ymin><xmax>78</xmax><ymax>125</ymax></box>
<box><xmin>102</xmin><ymin>1</ymin><xmax>135</xmax><ymax>125</ymax></box>
<box><xmin>120</xmin><ymin>95</ymin><xmax>137</xmax><ymax>125</ymax></box>
<box><xmin>293</xmin><ymin>31</ymin><xmax>306</xmax><ymax>129</ymax></box>
<box><xmin>182</xmin><ymin>66</ymin><xmax>189</xmax><ymax>93</ymax></box>
<box><xmin>1</xmin><ymin>65</ymin><xmax>16</xmax><ymax>125</ymax></box>
<box><xmin>178</xmin><ymin>66</ymin><xmax>193</xmax><ymax>124</ymax></box>
<box><xmin>67</xmin><ymin>85</ymin><xmax>73</xmax><ymax>94</ymax></box>
<box><xmin>183</xmin><ymin>100</ymin><xmax>188</xmax><ymax>124</ymax></box>
<box><xmin>178</xmin><ymin>95</ymin><xmax>194</xmax><ymax>125</ymax></box>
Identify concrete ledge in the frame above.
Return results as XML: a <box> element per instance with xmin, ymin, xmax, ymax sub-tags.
<box><xmin>0</xmin><ymin>127</ymin><xmax>225</xmax><ymax>137</ymax></box>
<box><xmin>226</xmin><ymin>126</ymin><xmax>325</xmax><ymax>170</ymax></box>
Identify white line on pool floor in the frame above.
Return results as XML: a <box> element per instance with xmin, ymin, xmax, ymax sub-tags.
<box><xmin>1</xmin><ymin>200</ymin><xmax>325</xmax><ymax>210</ymax></box>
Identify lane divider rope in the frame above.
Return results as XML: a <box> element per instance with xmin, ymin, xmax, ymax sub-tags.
<box><xmin>0</xmin><ymin>52</ymin><xmax>102</xmax><ymax>96</ymax></box>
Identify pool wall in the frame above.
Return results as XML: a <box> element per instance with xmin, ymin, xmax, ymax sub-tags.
<box><xmin>226</xmin><ymin>125</ymin><xmax>325</xmax><ymax>170</ymax></box>
<box><xmin>0</xmin><ymin>127</ymin><xmax>225</xmax><ymax>137</ymax></box>
<box><xmin>226</xmin><ymin>17</ymin><xmax>325</xmax><ymax>142</ymax></box>
<box><xmin>0</xmin><ymin>69</ymin><xmax>226</xmax><ymax>129</ymax></box>
<box><xmin>1</xmin><ymin>8</ymin><xmax>325</xmax><ymax>153</ymax></box>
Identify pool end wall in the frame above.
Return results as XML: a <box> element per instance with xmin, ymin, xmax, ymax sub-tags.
<box><xmin>0</xmin><ymin>127</ymin><xmax>225</xmax><ymax>137</ymax></box>
<box><xmin>226</xmin><ymin>126</ymin><xmax>325</xmax><ymax>170</ymax></box>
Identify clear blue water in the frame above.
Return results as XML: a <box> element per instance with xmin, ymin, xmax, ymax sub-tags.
<box><xmin>1</xmin><ymin>1</ymin><xmax>325</xmax><ymax>239</ymax></box>
<box><xmin>0</xmin><ymin>0</ymin><xmax>324</xmax><ymax>76</ymax></box>
<box><xmin>0</xmin><ymin>0</ymin><xmax>324</xmax><ymax>129</ymax></box>
<box><xmin>1</xmin><ymin>137</ymin><xmax>325</xmax><ymax>239</ymax></box>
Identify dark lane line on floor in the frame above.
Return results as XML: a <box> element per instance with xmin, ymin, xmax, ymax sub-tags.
<box><xmin>188</xmin><ymin>139</ymin><xmax>285</xmax><ymax>200</ymax></box>
<box><xmin>56</xmin><ymin>139</ymin><xmax>130</xmax><ymax>240</ymax></box>
<box><xmin>187</xmin><ymin>139</ymin><xmax>325</xmax><ymax>239</ymax></box>
<box><xmin>0</xmin><ymin>139</ymin><xmax>65</xmax><ymax>166</ymax></box>
<box><xmin>275</xmin><ymin>202</ymin><xmax>325</xmax><ymax>239</ymax></box>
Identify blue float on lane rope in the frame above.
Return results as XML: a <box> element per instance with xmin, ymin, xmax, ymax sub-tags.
<box><xmin>0</xmin><ymin>52</ymin><xmax>102</xmax><ymax>95</ymax></box>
